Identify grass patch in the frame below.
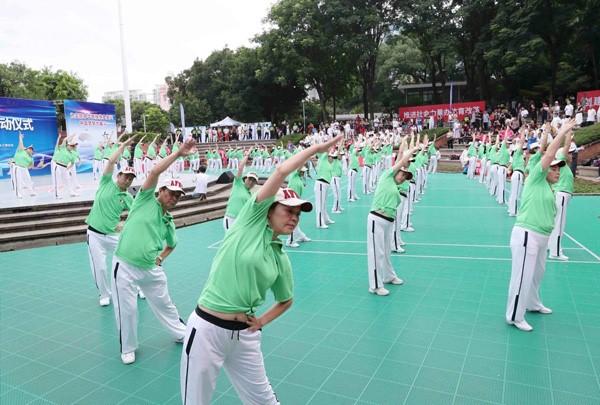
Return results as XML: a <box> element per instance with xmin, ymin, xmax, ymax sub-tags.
<box><xmin>573</xmin><ymin>177</ymin><xmax>600</xmax><ymax>194</ymax></box>
<box><xmin>574</xmin><ymin>122</ymin><xmax>600</xmax><ymax>145</ymax></box>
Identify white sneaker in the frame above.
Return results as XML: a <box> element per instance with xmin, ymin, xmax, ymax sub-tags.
<box><xmin>398</xmin><ymin>241</ymin><xmax>406</xmax><ymax>246</ymax></box>
<box><xmin>325</xmin><ymin>219</ymin><xmax>335</xmax><ymax>224</ymax></box>
<box><xmin>391</xmin><ymin>247</ymin><xmax>405</xmax><ymax>253</ymax></box>
<box><xmin>384</xmin><ymin>277</ymin><xmax>404</xmax><ymax>285</ymax></box>
<box><xmin>121</xmin><ymin>352</ymin><xmax>135</xmax><ymax>364</ymax></box>
<box><xmin>299</xmin><ymin>236</ymin><xmax>311</xmax><ymax>242</ymax></box>
<box><xmin>317</xmin><ymin>225</ymin><xmax>329</xmax><ymax>229</ymax></box>
<box><xmin>175</xmin><ymin>337</ymin><xmax>185</xmax><ymax>343</ymax></box>
<box><xmin>368</xmin><ymin>287</ymin><xmax>390</xmax><ymax>296</ymax></box>
<box><xmin>528</xmin><ymin>306</ymin><xmax>553</xmax><ymax>314</ymax></box>
<box><xmin>99</xmin><ymin>297</ymin><xmax>110</xmax><ymax>307</ymax></box>
<box><xmin>401</xmin><ymin>227</ymin><xmax>415</xmax><ymax>232</ymax></box>
<box><xmin>331</xmin><ymin>210</ymin><xmax>342</xmax><ymax>214</ymax></box>
<box><xmin>286</xmin><ymin>242</ymin><xmax>300</xmax><ymax>248</ymax></box>
<box><xmin>549</xmin><ymin>254</ymin><xmax>569</xmax><ymax>261</ymax></box>
<box><xmin>506</xmin><ymin>319</ymin><xmax>533</xmax><ymax>332</ymax></box>
<box><xmin>138</xmin><ymin>289</ymin><xmax>145</xmax><ymax>299</ymax></box>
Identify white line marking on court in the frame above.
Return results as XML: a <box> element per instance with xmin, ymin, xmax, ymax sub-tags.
<box><xmin>303</xmin><ymin>239</ymin><xmax>584</xmax><ymax>250</ymax></box>
<box><xmin>207</xmin><ymin>239</ymin><xmax>223</xmax><ymax>249</ymax></box>
<box><xmin>284</xmin><ymin>249</ymin><xmax>600</xmax><ymax>264</ymax></box>
<box><xmin>564</xmin><ymin>232</ymin><xmax>600</xmax><ymax>261</ymax></box>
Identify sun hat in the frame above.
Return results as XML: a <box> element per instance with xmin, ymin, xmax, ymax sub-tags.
<box><xmin>160</xmin><ymin>179</ymin><xmax>185</xmax><ymax>195</ymax></box>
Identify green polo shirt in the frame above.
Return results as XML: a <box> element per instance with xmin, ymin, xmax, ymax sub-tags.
<box><xmin>554</xmin><ymin>151</ymin><xmax>573</xmax><ymax>194</ymax></box>
<box><xmin>316</xmin><ymin>153</ymin><xmax>333</xmax><ymax>183</ymax></box>
<box><xmin>159</xmin><ymin>145</ymin><xmax>167</xmax><ymax>158</ymax></box>
<box><xmin>525</xmin><ymin>152</ymin><xmax>541</xmax><ymax>173</ymax></box>
<box><xmin>198</xmin><ymin>194</ymin><xmax>294</xmax><ymax>314</ymax></box>
<box><xmin>13</xmin><ymin>149</ymin><xmax>33</xmax><ymax>168</ymax></box>
<box><xmin>511</xmin><ymin>148</ymin><xmax>525</xmax><ymax>173</ymax></box>
<box><xmin>114</xmin><ymin>187</ymin><xmax>177</xmax><ymax>269</ymax></box>
<box><xmin>122</xmin><ymin>148</ymin><xmax>131</xmax><ymax>159</ymax></box>
<box><xmin>350</xmin><ymin>150</ymin><xmax>360</xmax><ymax>170</ymax></box>
<box><xmin>261</xmin><ymin>150</ymin><xmax>270</xmax><ymax>158</ymax></box>
<box><xmin>287</xmin><ymin>171</ymin><xmax>305</xmax><ymax>197</ymax></box>
<box><xmin>371</xmin><ymin>169</ymin><xmax>402</xmax><ymax>218</ymax></box>
<box><xmin>54</xmin><ymin>145</ymin><xmax>72</xmax><ymax>166</ymax></box>
<box><xmin>134</xmin><ymin>144</ymin><xmax>143</xmax><ymax>159</ymax></box>
<box><xmin>94</xmin><ymin>147</ymin><xmax>103</xmax><ymax>160</ymax></box>
<box><xmin>499</xmin><ymin>143</ymin><xmax>510</xmax><ymax>166</ymax></box>
<box><xmin>225</xmin><ymin>177</ymin><xmax>251</xmax><ymax>218</ymax></box>
<box><xmin>467</xmin><ymin>143</ymin><xmax>476</xmax><ymax>157</ymax></box>
<box><xmin>85</xmin><ymin>174</ymin><xmax>133</xmax><ymax>234</ymax></box>
<box><xmin>331</xmin><ymin>158</ymin><xmax>342</xmax><ymax>177</ymax></box>
<box><xmin>147</xmin><ymin>145</ymin><xmax>157</xmax><ymax>159</ymax></box>
<box><xmin>489</xmin><ymin>146</ymin><xmax>499</xmax><ymax>165</ymax></box>
<box><xmin>514</xmin><ymin>161</ymin><xmax>556</xmax><ymax>236</ymax></box>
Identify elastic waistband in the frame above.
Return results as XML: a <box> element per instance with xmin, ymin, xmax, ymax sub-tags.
<box><xmin>400</xmin><ymin>192</ymin><xmax>408</xmax><ymax>197</ymax></box>
<box><xmin>317</xmin><ymin>179</ymin><xmax>329</xmax><ymax>185</ymax></box>
<box><xmin>370</xmin><ymin>211</ymin><xmax>394</xmax><ymax>222</ymax></box>
<box><xmin>88</xmin><ymin>225</ymin><xmax>107</xmax><ymax>235</ymax></box>
<box><xmin>56</xmin><ymin>162</ymin><xmax>67</xmax><ymax>168</ymax></box>
<box><xmin>196</xmin><ymin>306</ymin><xmax>249</xmax><ymax>331</ymax></box>
<box><xmin>500</xmin><ymin>164</ymin><xmax>508</xmax><ymax>168</ymax></box>
<box><xmin>513</xmin><ymin>169</ymin><xmax>524</xmax><ymax>174</ymax></box>
<box><xmin>365</xmin><ymin>164</ymin><xmax>372</xmax><ymax>168</ymax></box>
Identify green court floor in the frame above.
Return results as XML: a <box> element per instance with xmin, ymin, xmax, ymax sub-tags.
<box><xmin>1</xmin><ymin>173</ymin><xmax>599</xmax><ymax>404</ymax></box>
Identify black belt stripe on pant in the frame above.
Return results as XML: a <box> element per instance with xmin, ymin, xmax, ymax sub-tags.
<box><xmin>511</xmin><ymin>231</ymin><xmax>528</xmax><ymax>321</ymax></box>
<box><xmin>371</xmin><ymin>217</ymin><xmax>378</xmax><ymax>289</ymax></box>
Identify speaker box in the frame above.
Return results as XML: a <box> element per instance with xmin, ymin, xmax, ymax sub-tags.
<box><xmin>216</xmin><ymin>171</ymin><xmax>235</xmax><ymax>184</ymax></box>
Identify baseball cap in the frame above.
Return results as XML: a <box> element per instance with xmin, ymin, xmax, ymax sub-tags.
<box><xmin>118</xmin><ymin>166</ymin><xmax>137</xmax><ymax>177</ymax></box>
<box><xmin>529</xmin><ymin>142</ymin><xmax>540</xmax><ymax>150</ymax></box>
<box><xmin>550</xmin><ymin>159</ymin><xmax>566</xmax><ymax>167</ymax></box>
<box><xmin>26</xmin><ymin>145</ymin><xmax>34</xmax><ymax>150</ymax></box>
<box><xmin>568</xmin><ymin>142</ymin><xmax>577</xmax><ymax>153</ymax></box>
<box><xmin>243</xmin><ymin>171</ymin><xmax>259</xmax><ymax>182</ymax></box>
<box><xmin>275</xmin><ymin>188</ymin><xmax>313</xmax><ymax>212</ymax></box>
<box><xmin>397</xmin><ymin>167</ymin><xmax>413</xmax><ymax>180</ymax></box>
<box><xmin>160</xmin><ymin>179</ymin><xmax>186</xmax><ymax>195</ymax></box>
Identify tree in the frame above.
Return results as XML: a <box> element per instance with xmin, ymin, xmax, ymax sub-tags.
<box><xmin>145</xmin><ymin>106</ymin><xmax>169</xmax><ymax>133</ymax></box>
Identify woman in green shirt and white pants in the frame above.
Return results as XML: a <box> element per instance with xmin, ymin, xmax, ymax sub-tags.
<box><xmin>180</xmin><ymin>134</ymin><xmax>343</xmax><ymax>405</ymax></box>
<box><xmin>506</xmin><ymin>119</ymin><xmax>576</xmax><ymax>332</ymax></box>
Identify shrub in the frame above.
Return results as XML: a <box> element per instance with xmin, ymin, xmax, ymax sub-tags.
<box><xmin>574</xmin><ymin>122</ymin><xmax>600</xmax><ymax>146</ymax></box>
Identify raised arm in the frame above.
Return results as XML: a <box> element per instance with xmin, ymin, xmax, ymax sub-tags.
<box><xmin>236</xmin><ymin>148</ymin><xmax>251</xmax><ymax>178</ymax></box>
<box><xmin>560</xmin><ymin>128</ymin><xmax>572</xmax><ymax>158</ymax></box>
<box><xmin>257</xmin><ymin>134</ymin><xmax>344</xmax><ymax>203</ymax></box>
<box><xmin>104</xmin><ymin>135</ymin><xmax>137</xmax><ymax>176</ymax></box>
<box><xmin>541</xmin><ymin>119</ymin><xmax>576</xmax><ymax>170</ymax></box>
<box><xmin>539</xmin><ymin>124</ymin><xmax>549</xmax><ymax>154</ymax></box>
<box><xmin>391</xmin><ymin>138</ymin><xmax>412</xmax><ymax>172</ymax></box>
<box><xmin>17</xmin><ymin>132</ymin><xmax>25</xmax><ymax>150</ymax></box>
<box><xmin>142</xmin><ymin>137</ymin><xmax>195</xmax><ymax>191</ymax></box>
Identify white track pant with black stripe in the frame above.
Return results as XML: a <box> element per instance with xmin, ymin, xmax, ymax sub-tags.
<box><xmin>331</xmin><ymin>176</ymin><xmax>341</xmax><ymax>212</ymax></box>
<box><xmin>112</xmin><ymin>257</ymin><xmax>186</xmax><ymax>354</ymax></box>
<box><xmin>507</xmin><ymin>171</ymin><xmax>524</xmax><ymax>216</ymax></box>
<box><xmin>428</xmin><ymin>156</ymin><xmax>438</xmax><ymax>173</ymax></box>
<box><xmin>506</xmin><ymin>226</ymin><xmax>548</xmax><ymax>323</ymax></box>
<box><xmin>362</xmin><ymin>166</ymin><xmax>371</xmax><ymax>194</ymax></box>
<box><xmin>479</xmin><ymin>158</ymin><xmax>487</xmax><ymax>183</ymax></box>
<box><xmin>180</xmin><ymin>310</ymin><xmax>279</xmax><ymax>405</ymax></box>
<box><xmin>54</xmin><ymin>164</ymin><xmax>75</xmax><ymax>198</ymax></box>
<box><xmin>13</xmin><ymin>165</ymin><xmax>35</xmax><ymax>197</ymax></box>
<box><xmin>488</xmin><ymin>164</ymin><xmax>499</xmax><ymax>196</ymax></box>
<box><xmin>223</xmin><ymin>215</ymin><xmax>236</xmax><ymax>232</ymax></box>
<box><xmin>467</xmin><ymin>156</ymin><xmax>477</xmax><ymax>179</ymax></box>
<box><xmin>496</xmin><ymin>166</ymin><xmax>507</xmax><ymax>204</ymax></box>
<box><xmin>87</xmin><ymin>229</ymin><xmax>119</xmax><ymax>300</ymax></box>
<box><xmin>391</xmin><ymin>202</ymin><xmax>405</xmax><ymax>250</ymax></box>
<box><xmin>314</xmin><ymin>180</ymin><xmax>331</xmax><ymax>227</ymax></box>
<box><xmin>367</xmin><ymin>213</ymin><xmax>399</xmax><ymax>289</ymax></box>
<box><xmin>287</xmin><ymin>224</ymin><xmax>307</xmax><ymax>245</ymax></box>
<box><xmin>548</xmin><ymin>191</ymin><xmax>571</xmax><ymax>257</ymax></box>
<box><xmin>347</xmin><ymin>169</ymin><xmax>357</xmax><ymax>200</ymax></box>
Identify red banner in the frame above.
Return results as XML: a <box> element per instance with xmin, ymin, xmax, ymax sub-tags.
<box><xmin>576</xmin><ymin>90</ymin><xmax>600</xmax><ymax>111</ymax></box>
<box><xmin>398</xmin><ymin>101</ymin><xmax>486</xmax><ymax>121</ymax></box>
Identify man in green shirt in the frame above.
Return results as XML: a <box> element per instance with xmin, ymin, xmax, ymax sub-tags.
<box><xmin>223</xmin><ymin>149</ymin><xmax>254</xmax><ymax>231</ymax></box>
<box><xmin>86</xmin><ymin>136</ymin><xmax>136</xmax><ymax>307</ymax></box>
<box><xmin>112</xmin><ymin>137</ymin><xmax>195</xmax><ymax>364</ymax></box>
<box><xmin>506</xmin><ymin>119</ymin><xmax>575</xmax><ymax>332</ymax></box>
<box><xmin>507</xmin><ymin>136</ymin><xmax>527</xmax><ymax>216</ymax></box>
<box><xmin>53</xmin><ymin>134</ymin><xmax>79</xmax><ymax>199</ymax></box>
<box><xmin>347</xmin><ymin>145</ymin><xmax>361</xmax><ymax>201</ymax></box>
<box><xmin>286</xmin><ymin>166</ymin><xmax>311</xmax><ymax>247</ymax></box>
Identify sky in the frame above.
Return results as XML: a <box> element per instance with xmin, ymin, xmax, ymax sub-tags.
<box><xmin>0</xmin><ymin>0</ymin><xmax>275</xmax><ymax>103</ymax></box>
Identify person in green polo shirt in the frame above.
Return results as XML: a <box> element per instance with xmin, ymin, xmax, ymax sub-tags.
<box><xmin>507</xmin><ymin>135</ymin><xmax>527</xmax><ymax>217</ymax></box>
<box><xmin>548</xmin><ymin>130</ymin><xmax>575</xmax><ymax>261</ymax></box>
<box><xmin>86</xmin><ymin>136</ymin><xmax>137</xmax><ymax>307</ymax></box>
<box><xmin>53</xmin><ymin>134</ymin><xmax>78</xmax><ymax>199</ymax></box>
<box><xmin>180</xmin><ymin>133</ymin><xmax>343</xmax><ymax>405</ymax></box>
<box><xmin>506</xmin><ymin>118</ymin><xmax>576</xmax><ymax>332</ymax></box>
<box><xmin>285</xmin><ymin>166</ymin><xmax>311</xmax><ymax>247</ymax></box>
<box><xmin>223</xmin><ymin>149</ymin><xmax>255</xmax><ymax>231</ymax></box>
<box><xmin>112</xmin><ymin>137</ymin><xmax>195</xmax><ymax>365</ymax></box>
<box><xmin>12</xmin><ymin>132</ymin><xmax>37</xmax><ymax>198</ymax></box>
<box><xmin>367</xmin><ymin>138</ymin><xmax>414</xmax><ymax>296</ymax></box>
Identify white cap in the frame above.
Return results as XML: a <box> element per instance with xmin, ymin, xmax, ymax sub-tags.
<box><xmin>568</xmin><ymin>142</ymin><xmax>577</xmax><ymax>153</ymax></box>
<box><xmin>118</xmin><ymin>166</ymin><xmax>137</xmax><ymax>177</ymax></box>
<box><xmin>160</xmin><ymin>179</ymin><xmax>186</xmax><ymax>195</ymax></box>
<box><xmin>243</xmin><ymin>171</ymin><xmax>259</xmax><ymax>182</ymax></box>
<box><xmin>397</xmin><ymin>167</ymin><xmax>413</xmax><ymax>180</ymax></box>
<box><xmin>275</xmin><ymin>188</ymin><xmax>313</xmax><ymax>212</ymax></box>
<box><xmin>530</xmin><ymin>142</ymin><xmax>541</xmax><ymax>150</ymax></box>
<box><xmin>550</xmin><ymin>159</ymin><xmax>566</xmax><ymax>167</ymax></box>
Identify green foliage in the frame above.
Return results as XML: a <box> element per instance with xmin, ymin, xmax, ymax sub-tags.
<box><xmin>573</xmin><ymin>123</ymin><xmax>600</xmax><ymax>146</ymax></box>
<box><xmin>273</xmin><ymin>133</ymin><xmax>308</xmax><ymax>147</ymax></box>
<box><xmin>0</xmin><ymin>61</ymin><xmax>87</xmax><ymax>101</ymax></box>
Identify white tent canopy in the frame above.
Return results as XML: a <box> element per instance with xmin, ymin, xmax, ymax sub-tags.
<box><xmin>210</xmin><ymin>116</ymin><xmax>243</xmax><ymax>127</ymax></box>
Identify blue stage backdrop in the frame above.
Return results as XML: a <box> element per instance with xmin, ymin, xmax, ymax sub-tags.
<box><xmin>0</xmin><ymin>97</ymin><xmax>59</xmax><ymax>176</ymax></box>
<box><xmin>64</xmin><ymin>100</ymin><xmax>117</xmax><ymax>173</ymax></box>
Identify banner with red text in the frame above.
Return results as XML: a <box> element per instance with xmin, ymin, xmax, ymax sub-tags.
<box><xmin>576</xmin><ymin>90</ymin><xmax>600</xmax><ymax>112</ymax></box>
<box><xmin>64</xmin><ymin>100</ymin><xmax>118</xmax><ymax>172</ymax></box>
<box><xmin>398</xmin><ymin>101</ymin><xmax>486</xmax><ymax>122</ymax></box>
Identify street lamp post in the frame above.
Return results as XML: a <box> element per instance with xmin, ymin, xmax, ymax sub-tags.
<box><xmin>302</xmin><ymin>100</ymin><xmax>306</xmax><ymax>133</ymax></box>
<box><xmin>143</xmin><ymin>114</ymin><xmax>149</xmax><ymax>133</ymax></box>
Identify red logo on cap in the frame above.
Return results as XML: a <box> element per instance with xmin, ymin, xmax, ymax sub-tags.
<box><xmin>170</xmin><ymin>180</ymin><xmax>183</xmax><ymax>188</ymax></box>
<box><xmin>282</xmin><ymin>189</ymin><xmax>299</xmax><ymax>199</ymax></box>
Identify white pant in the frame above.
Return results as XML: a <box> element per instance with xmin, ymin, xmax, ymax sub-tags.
<box><xmin>467</xmin><ymin>156</ymin><xmax>477</xmax><ymax>179</ymax></box>
<box><xmin>347</xmin><ymin>169</ymin><xmax>357</xmax><ymax>200</ymax></box>
<box><xmin>484</xmin><ymin>160</ymin><xmax>492</xmax><ymax>188</ymax></box>
<box><xmin>223</xmin><ymin>215</ymin><xmax>236</xmax><ymax>231</ymax></box>
<box><xmin>331</xmin><ymin>176</ymin><xmax>341</xmax><ymax>212</ymax></box>
<box><xmin>506</xmin><ymin>226</ymin><xmax>548</xmax><ymax>323</ymax></box>
<box><xmin>93</xmin><ymin>159</ymin><xmax>102</xmax><ymax>181</ymax></box>
<box><xmin>87</xmin><ymin>229</ymin><xmax>119</xmax><ymax>300</ymax></box>
<box><xmin>362</xmin><ymin>166</ymin><xmax>372</xmax><ymax>194</ymax></box>
<box><xmin>13</xmin><ymin>165</ymin><xmax>35</xmax><ymax>197</ymax></box>
<box><xmin>367</xmin><ymin>213</ymin><xmax>399</xmax><ymax>289</ymax></box>
<box><xmin>479</xmin><ymin>158</ymin><xmax>487</xmax><ymax>183</ymax></box>
<box><xmin>508</xmin><ymin>171</ymin><xmax>524</xmax><ymax>216</ymax></box>
<box><xmin>134</xmin><ymin>158</ymin><xmax>144</xmax><ymax>179</ymax></box>
<box><xmin>548</xmin><ymin>191</ymin><xmax>571</xmax><ymax>257</ymax></box>
<box><xmin>180</xmin><ymin>308</ymin><xmax>279</xmax><ymax>405</ymax></box>
<box><xmin>54</xmin><ymin>164</ymin><xmax>75</xmax><ymax>198</ymax></box>
<box><xmin>496</xmin><ymin>166</ymin><xmax>507</xmax><ymax>203</ymax></box>
<box><xmin>392</xmin><ymin>202</ymin><xmax>405</xmax><ymax>250</ymax></box>
<box><xmin>287</xmin><ymin>224</ymin><xmax>307</xmax><ymax>245</ymax></box>
<box><xmin>68</xmin><ymin>164</ymin><xmax>80</xmax><ymax>188</ymax></box>
<box><xmin>428</xmin><ymin>156</ymin><xmax>438</xmax><ymax>173</ymax></box>
<box><xmin>314</xmin><ymin>180</ymin><xmax>331</xmax><ymax>227</ymax></box>
<box><xmin>488</xmin><ymin>164</ymin><xmax>499</xmax><ymax>196</ymax></box>
<box><xmin>112</xmin><ymin>257</ymin><xmax>186</xmax><ymax>354</ymax></box>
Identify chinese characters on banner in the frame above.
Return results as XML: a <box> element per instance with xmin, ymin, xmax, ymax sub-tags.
<box><xmin>576</xmin><ymin>90</ymin><xmax>600</xmax><ymax>112</ymax></box>
<box><xmin>398</xmin><ymin>101</ymin><xmax>486</xmax><ymax>122</ymax></box>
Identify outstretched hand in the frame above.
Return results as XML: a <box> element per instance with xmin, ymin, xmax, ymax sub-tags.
<box><xmin>312</xmin><ymin>133</ymin><xmax>344</xmax><ymax>154</ymax></box>
<box><xmin>176</xmin><ymin>137</ymin><xmax>196</xmax><ymax>157</ymax></box>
